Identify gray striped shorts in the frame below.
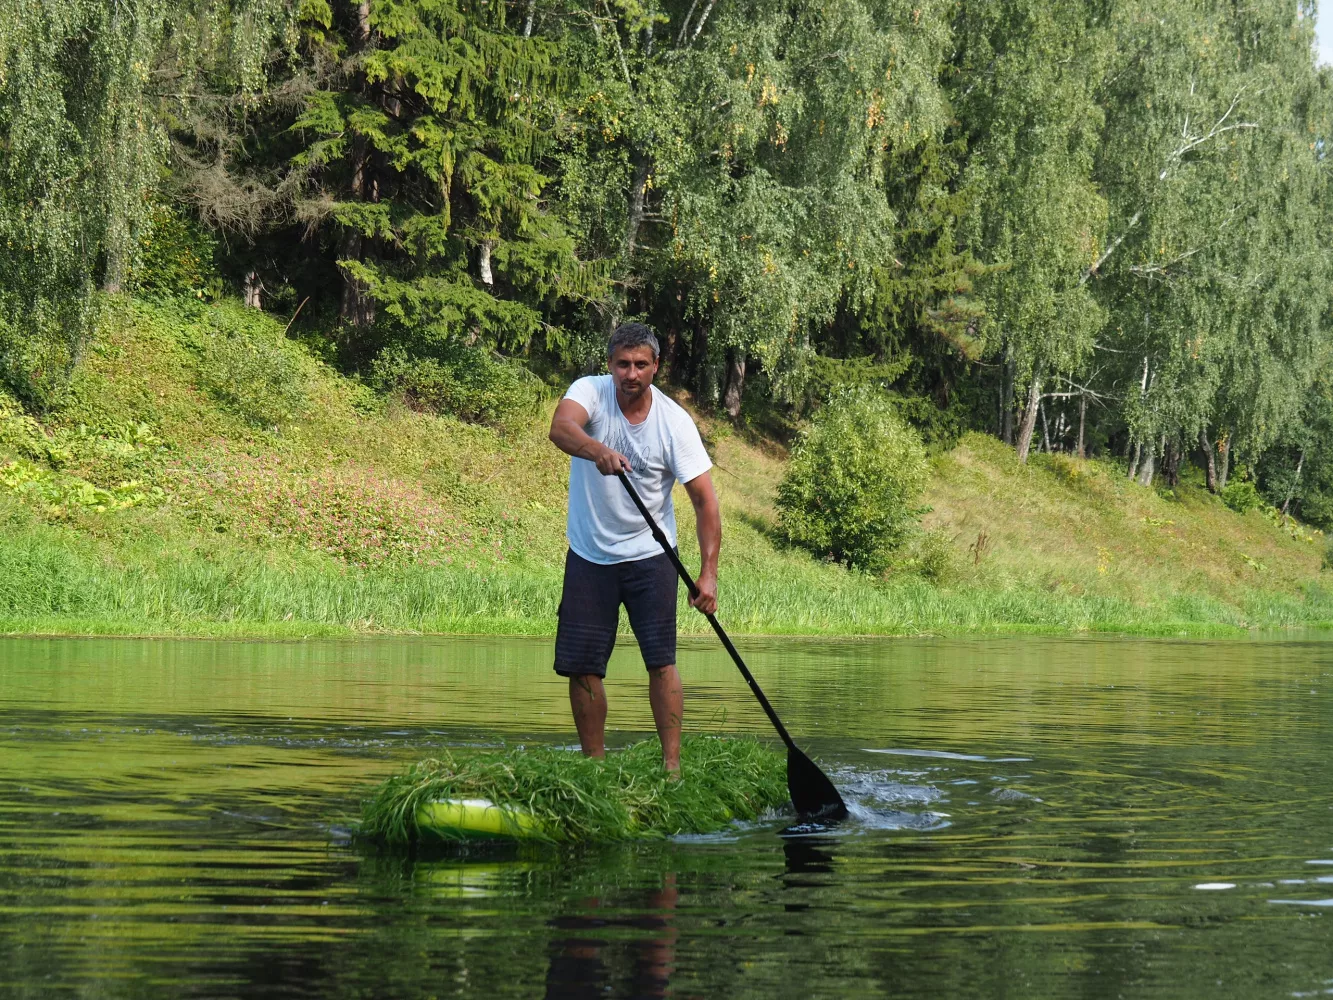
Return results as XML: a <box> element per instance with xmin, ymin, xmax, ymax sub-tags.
<box><xmin>553</xmin><ymin>549</ymin><xmax>679</xmax><ymax>677</ymax></box>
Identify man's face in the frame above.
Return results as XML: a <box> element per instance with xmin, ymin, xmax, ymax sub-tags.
<box><xmin>610</xmin><ymin>345</ymin><xmax>659</xmax><ymax>400</ymax></box>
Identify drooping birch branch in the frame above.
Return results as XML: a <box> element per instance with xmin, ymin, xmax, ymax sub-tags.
<box><xmin>602</xmin><ymin>0</ymin><xmax>632</xmax><ymax>86</ymax></box>
<box><xmin>1081</xmin><ymin>90</ymin><xmax>1259</xmax><ymax>285</ymax></box>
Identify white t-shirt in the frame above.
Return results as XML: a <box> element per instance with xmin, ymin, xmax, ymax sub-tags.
<box><xmin>563</xmin><ymin>375</ymin><xmax>712</xmax><ymax>565</ymax></box>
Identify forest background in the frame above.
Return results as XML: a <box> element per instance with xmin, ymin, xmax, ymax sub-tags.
<box><xmin>2</xmin><ymin>0</ymin><xmax>1333</xmax><ymax>637</ymax></box>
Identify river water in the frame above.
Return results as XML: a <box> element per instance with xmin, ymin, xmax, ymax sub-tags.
<box><xmin>1</xmin><ymin>634</ymin><xmax>1331</xmax><ymax>998</ymax></box>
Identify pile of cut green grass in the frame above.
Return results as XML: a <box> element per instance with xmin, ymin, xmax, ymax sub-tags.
<box><xmin>359</xmin><ymin>736</ymin><xmax>790</xmax><ymax>844</ymax></box>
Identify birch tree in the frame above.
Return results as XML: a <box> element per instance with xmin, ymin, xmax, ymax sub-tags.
<box><xmin>950</xmin><ymin>0</ymin><xmax>1108</xmax><ymax>462</ymax></box>
<box><xmin>0</xmin><ymin>0</ymin><xmax>166</xmax><ymax>406</ymax></box>
<box><xmin>1089</xmin><ymin>0</ymin><xmax>1330</xmax><ymax>486</ymax></box>
<box><xmin>554</xmin><ymin>0</ymin><xmax>951</xmax><ymax>408</ymax></box>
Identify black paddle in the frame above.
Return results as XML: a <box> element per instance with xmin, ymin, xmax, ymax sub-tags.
<box><xmin>617</xmin><ymin>471</ymin><xmax>848</xmax><ymax>822</ymax></box>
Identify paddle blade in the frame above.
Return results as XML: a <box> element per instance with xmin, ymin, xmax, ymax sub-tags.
<box><xmin>787</xmin><ymin>746</ymin><xmax>848</xmax><ymax>821</ymax></box>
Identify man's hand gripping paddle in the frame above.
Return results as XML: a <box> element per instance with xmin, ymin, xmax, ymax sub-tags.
<box><xmin>617</xmin><ymin>472</ymin><xmax>848</xmax><ymax>822</ymax></box>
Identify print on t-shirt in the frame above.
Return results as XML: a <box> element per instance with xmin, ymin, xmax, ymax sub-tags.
<box><xmin>602</xmin><ymin>413</ymin><xmax>644</xmax><ymax>473</ymax></box>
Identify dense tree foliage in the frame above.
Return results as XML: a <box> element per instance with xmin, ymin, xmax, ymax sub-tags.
<box><xmin>3</xmin><ymin>0</ymin><xmax>1331</xmax><ymax>521</ymax></box>
<box><xmin>0</xmin><ymin>0</ymin><xmax>166</xmax><ymax>407</ymax></box>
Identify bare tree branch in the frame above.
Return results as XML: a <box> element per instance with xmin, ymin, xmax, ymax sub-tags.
<box><xmin>1129</xmin><ymin>247</ymin><xmax>1200</xmax><ymax>277</ymax></box>
<box><xmin>1081</xmin><ymin>211</ymin><xmax>1140</xmax><ymax>285</ymax></box>
<box><xmin>675</xmin><ymin>0</ymin><xmax>701</xmax><ymax>46</ymax></box>
<box><xmin>689</xmin><ymin>0</ymin><xmax>717</xmax><ymax>44</ymax></box>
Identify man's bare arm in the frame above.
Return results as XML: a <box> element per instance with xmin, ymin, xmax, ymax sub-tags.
<box><xmin>682</xmin><ymin>471</ymin><xmax>720</xmax><ymax>615</ymax></box>
<box><xmin>549</xmin><ymin>399</ymin><xmax>630</xmax><ymax>475</ymax></box>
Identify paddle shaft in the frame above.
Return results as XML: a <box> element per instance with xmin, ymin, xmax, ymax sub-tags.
<box><xmin>616</xmin><ymin>472</ymin><xmax>798</xmax><ymax>753</ymax></box>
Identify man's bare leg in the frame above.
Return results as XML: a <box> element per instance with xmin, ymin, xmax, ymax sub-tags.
<box><xmin>648</xmin><ymin>664</ymin><xmax>683</xmax><ymax>772</ymax></box>
<box><xmin>569</xmin><ymin>675</ymin><xmax>607</xmax><ymax>758</ymax></box>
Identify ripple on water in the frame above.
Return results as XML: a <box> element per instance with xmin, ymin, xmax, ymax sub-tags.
<box><xmin>988</xmin><ymin>787</ymin><xmax>1043</xmax><ymax>803</ymax></box>
<box><xmin>845</xmin><ymin>802</ymin><xmax>952</xmax><ymax>832</ymax></box>
<box><xmin>861</xmin><ymin>748</ymin><xmax>1033</xmax><ymax>763</ymax></box>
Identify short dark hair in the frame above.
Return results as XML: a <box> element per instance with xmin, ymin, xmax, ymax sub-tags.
<box><xmin>607</xmin><ymin>322</ymin><xmax>660</xmax><ymax>360</ymax></box>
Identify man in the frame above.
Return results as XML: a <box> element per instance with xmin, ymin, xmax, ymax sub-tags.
<box><xmin>548</xmin><ymin>322</ymin><xmax>720</xmax><ymax>773</ymax></box>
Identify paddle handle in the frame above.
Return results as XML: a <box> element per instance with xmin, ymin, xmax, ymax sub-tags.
<box><xmin>617</xmin><ymin>471</ymin><xmax>798</xmax><ymax>753</ymax></box>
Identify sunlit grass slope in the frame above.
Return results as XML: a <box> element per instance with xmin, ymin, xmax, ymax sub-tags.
<box><xmin>0</xmin><ymin>295</ymin><xmax>1329</xmax><ymax>637</ymax></box>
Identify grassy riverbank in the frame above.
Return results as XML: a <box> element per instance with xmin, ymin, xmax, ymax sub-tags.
<box><xmin>1</xmin><ymin>296</ymin><xmax>1329</xmax><ymax>639</ymax></box>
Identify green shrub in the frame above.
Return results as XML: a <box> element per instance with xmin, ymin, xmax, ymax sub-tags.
<box><xmin>775</xmin><ymin>387</ymin><xmax>929</xmax><ymax>572</ymax></box>
<box><xmin>794</xmin><ymin>355</ymin><xmax>964</xmax><ymax>449</ymax></box>
<box><xmin>0</xmin><ymin>292</ymin><xmax>92</xmax><ymax>412</ymax></box>
<box><xmin>131</xmin><ymin>205</ymin><xmax>218</xmax><ymax>296</ymax></box>
<box><xmin>1045</xmin><ymin>452</ymin><xmax>1094</xmax><ymax>489</ymax></box>
<box><xmin>186</xmin><ymin>304</ymin><xmax>308</xmax><ymax>426</ymax></box>
<box><xmin>0</xmin><ymin>389</ymin><xmax>52</xmax><ymax>461</ymax></box>
<box><xmin>909</xmin><ymin>527</ymin><xmax>958</xmax><ymax>583</ymax></box>
<box><xmin>370</xmin><ymin>344</ymin><xmax>544</xmax><ymax>428</ymax></box>
<box><xmin>0</xmin><ymin>458</ymin><xmax>155</xmax><ymax>515</ymax></box>
<box><xmin>1300</xmin><ymin>489</ymin><xmax>1333</xmax><ymax>531</ymax></box>
<box><xmin>1220</xmin><ymin>479</ymin><xmax>1264</xmax><ymax>514</ymax></box>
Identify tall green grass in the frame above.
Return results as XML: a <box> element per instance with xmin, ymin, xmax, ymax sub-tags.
<box><xmin>3</xmin><ymin>512</ymin><xmax>1330</xmax><ymax>638</ymax></box>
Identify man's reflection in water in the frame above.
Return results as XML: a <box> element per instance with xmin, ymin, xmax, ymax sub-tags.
<box><xmin>543</xmin><ymin>873</ymin><xmax>679</xmax><ymax>999</ymax></box>
<box><xmin>782</xmin><ymin>835</ymin><xmax>836</xmax><ymax>876</ymax></box>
